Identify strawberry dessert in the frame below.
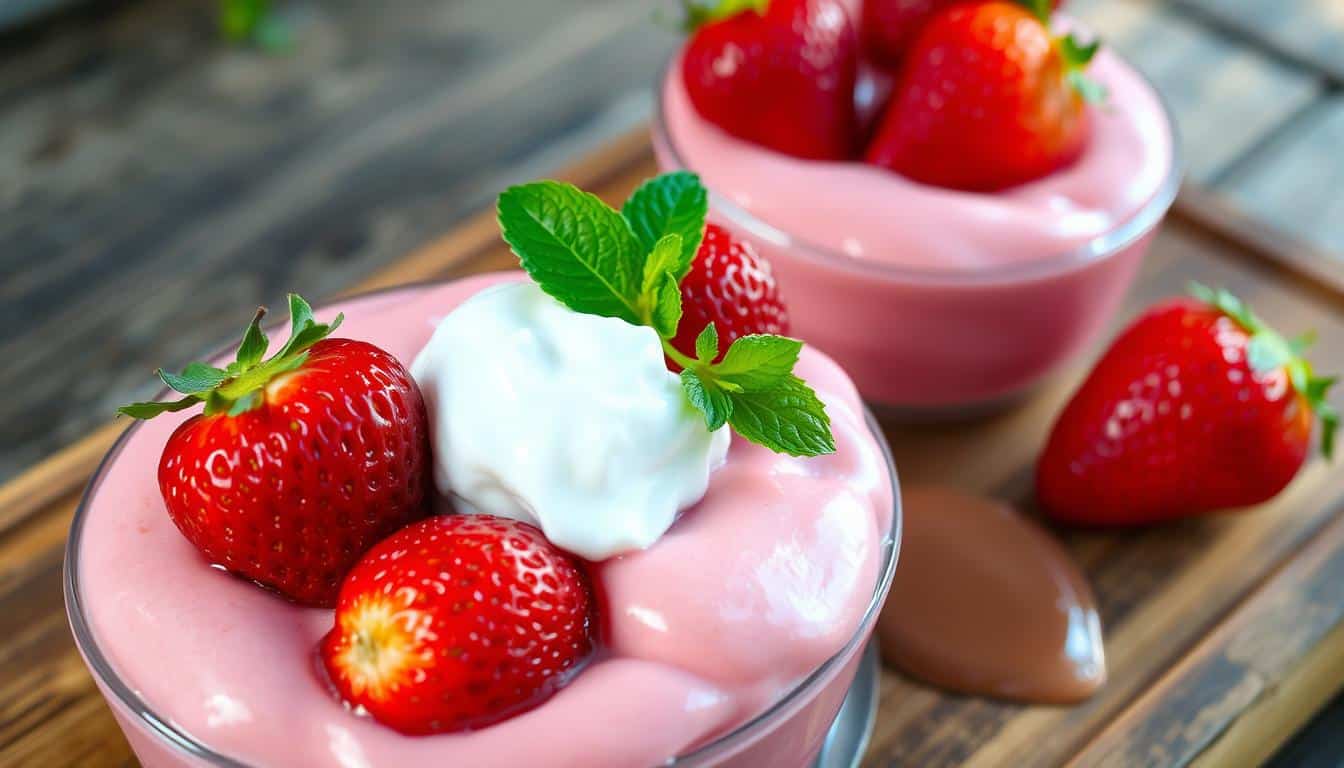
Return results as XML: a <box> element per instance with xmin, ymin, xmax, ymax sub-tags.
<box><xmin>656</xmin><ymin>0</ymin><xmax>1180</xmax><ymax>410</ymax></box>
<box><xmin>1038</xmin><ymin>284</ymin><xmax>1337</xmax><ymax>525</ymax></box>
<box><xmin>67</xmin><ymin>173</ymin><xmax>899</xmax><ymax>767</ymax></box>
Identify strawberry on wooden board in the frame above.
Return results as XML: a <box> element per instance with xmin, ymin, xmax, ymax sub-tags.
<box><xmin>864</xmin><ymin>0</ymin><xmax>1104</xmax><ymax>192</ymax></box>
<box><xmin>680</xmin><ymin>0</ymin><xmax>860</xmax><ymax>160</ymax></box>
<box><xmin>667</xmin><ymin>223</ymin><xmax>790</xmax><ymax>366</ymax></box>
<box><xmin>119</xmin><ymin>296</ymin><xmax>432</xmax><ymax>607</ymax></box>
<box><xmin>320</xmin><ymin>515</ymin><xmax>595</xmax><ymax>735</ymax></box>
<box><xmin>1037</xmin><ymin>285</ymin><xmax>1338</xmax><ymax>526</ymax></box>
<box><xmin>860</xmin><ymin>0</ymin><xmax>1063</xmax><ymax>70</ymax></box>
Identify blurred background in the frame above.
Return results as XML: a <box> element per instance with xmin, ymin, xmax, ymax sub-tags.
<box><xmin>3</xmin><ymin>0</ymin><xmax>1342</xmax><ymax>483</ymax></box>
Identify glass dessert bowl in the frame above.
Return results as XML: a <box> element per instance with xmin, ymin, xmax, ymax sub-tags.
<box><xmin>65</xmin><ymin>276</ymin><xmax>902</xmax><ymax>768</ymax></box>
<box><xmin>653</xmin><ymin>48</ymin><xmax>1182</xmax><ymax>415</ymax></box>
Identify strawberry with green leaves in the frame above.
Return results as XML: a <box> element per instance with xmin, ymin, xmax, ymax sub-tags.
<box><xmin>497</xmin><ymin>171</ymin><xmax>835</xmax><ymax>457</ymax></box>
<box><xmin>1037</xmin><ymin>285</ymin><xmax>1337</xmax><ymax>525</ymax></box>
<box><xmin>680</xmin><ymin>0</ymin><xmax>860</xmax><ymax>160</ymax></box>
<box><xmin>865</xmin><ymin>0</ymin><xmax>1105</xmax><ymax>191</ymax></box>
<box><xmin>120</xmin><ymin>296</ymin><xmax>432</xmax><ymax>607</ymax></box>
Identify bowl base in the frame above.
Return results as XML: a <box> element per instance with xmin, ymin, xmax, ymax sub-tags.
<box><xmin>815</xmin><ymin>642</ymin><xmax>880</xmax><ymax>768</ymax></box>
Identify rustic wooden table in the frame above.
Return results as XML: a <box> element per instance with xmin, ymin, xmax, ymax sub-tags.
<box><xmin>3</xmin><ymin>1</ymin><xmax>1344</xmax><ymax>766</ymax></box>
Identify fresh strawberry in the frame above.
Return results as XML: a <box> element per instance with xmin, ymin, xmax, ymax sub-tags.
<box><xmin>320</xmin><ymin>514</ymin><xmax>595</xmax><ymax>735</ymax></box>
<box><xmin>864</xmin><ymin>0</ymin><xmax>1102</xmax><ymax>191</ymax></box>
<box><xmin>1037</xmin><ymin>285</ymin><xmax>1338</xmax><ymax>526</ymax></box>
<box><xmin>680</xmin><ymin>0</ymin><xmax>860</xmax><ymax>160</ymax></box>
<box><xmin>860</xmin><ymin>0</ymin><xmax>1062</xmax><ymax>69</ymax></box>
<box><xmin>119</xmin><ymin>296</ymin><xmax>432</xmax><ymax>607</ymax></box>
<box><xmin>668</xmin><ymin>223</ymin><xmax>790</xmax><ymax>365</ymax></box>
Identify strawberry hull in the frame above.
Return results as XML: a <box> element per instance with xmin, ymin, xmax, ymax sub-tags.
<box><xmin>655</xmin><ymin>41</ymin><xmax>1180</xmax><ymax>413</ymax></box>
<box><xmin>65</xmin><ymin>275</ymin><xmax>900</xmax><ymax>768</ymax></box>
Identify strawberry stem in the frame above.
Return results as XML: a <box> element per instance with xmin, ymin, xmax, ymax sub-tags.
<box><xmin>118</xmin><ymin>294</ymin><xmax>343</xmax><ymax>420</ymax></box>
<box><xmin>681</xmin><ymin>0</ymin><xmax>768</xmax><ymax>32</ymax></box>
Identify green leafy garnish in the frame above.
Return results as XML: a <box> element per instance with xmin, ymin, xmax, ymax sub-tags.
<box><xmin>497</xmin><ymin>172</ymin><xmax>835</xmax><ymax>457</ymax></box>
<box><xmin>1191</xmin><ymin>282</ymin><xmax>1338</xmax><ymax>458</ymax></box>
<box><xmin>680</xmin><ymin>0</ymin><xmax>769</xmax><ymax>31</ymax></box>
<box><xmin>119</xmin><ymin>295</ymin><xmax>342</xmax><ymax>420</ymax></box>
<box><xmin>1015</xmin><ymin>0</ymin><xmax>1109</xmax><ymax>104</ymax></box>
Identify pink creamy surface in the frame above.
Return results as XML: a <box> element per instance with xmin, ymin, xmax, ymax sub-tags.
<box><xmin>77</xmin><ymin>273</ymin><xmax>894</xmax><ymax>768</ymax></box>
<box><xmin>661</xmin><ymin>40</ymin><xmax>1173</xmax><ymax>271</ymax></box>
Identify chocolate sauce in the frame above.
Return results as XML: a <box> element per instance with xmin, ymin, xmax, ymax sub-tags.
<box><xmin>878</xmin><ymin>486</ymin><xmax>1105</xmax><ymax>704</ymax></box>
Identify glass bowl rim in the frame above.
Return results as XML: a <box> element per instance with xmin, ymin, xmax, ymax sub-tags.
<box><xmin>652</xmin><ymin>47</ymin><xmax>1185</xmax><ymax>286</ymax></box>
<box><xmin>63</xmin><ymin>276</ymin><xmax>904</xmax><ymax>768</ymax></box>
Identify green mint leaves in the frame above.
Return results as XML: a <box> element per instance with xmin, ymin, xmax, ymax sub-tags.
<box><xmin>497</xmin><ymin>172</ymin><xmax>835</xmax><ymax>457</ymax></box>
<box><xmin>119</xmin><ymin>294</ymin><xmax>342</xmax><ymax>420</ymax></box>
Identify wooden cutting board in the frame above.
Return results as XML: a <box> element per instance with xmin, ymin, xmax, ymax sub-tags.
<box><xmin>3</xmin><ymin>129</ymin><xmax>1343</xmax><ymax>768</ymax></box>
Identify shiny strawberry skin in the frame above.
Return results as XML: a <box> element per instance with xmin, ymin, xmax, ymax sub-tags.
<box><xmin>669</xmin><ymin>223</ymin><xmax>790</xmax><ymax>364</ymax></box>
<box><xmin>320</xmin><ymin>515</ymin><xmax>595</xmax><ymax>735</ymax></box>
<box><xmin>681</xmin><ymin>0</ymin><xmax>860</xmax><ymax>160</ymax></box>
<box><xmin>1037</xmin><ymin>300</ymin><xmax>1314</xmax><ymax>525</ymax></box>
<box><xmin>864</xmin><ymin>0</ymin><xmax>1089</xmax><ymax>191</ymax></box>
<box><xmin>158</xmin><ymin>338</ymin><xmax>432</xmax><ymax>606</ymax></box>
<box><xmin>860</xmin><ymin>0</ymin><xmax>1062</xmax><ymax>69</ymax></box>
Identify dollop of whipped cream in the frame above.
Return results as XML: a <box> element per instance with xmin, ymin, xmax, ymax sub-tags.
<box><xmin>411</xmin><ymin>281</ymin><xmax>730</xmax><ymax>560</ymax></box>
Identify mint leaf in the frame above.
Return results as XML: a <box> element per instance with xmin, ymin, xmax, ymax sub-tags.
<box><xmin>647</xmin><ymin>272</ymin><xmax>682</xmax><ymax>339</ymax></box>
<box><xmin>499</xmin><ymin>181</ymin><xmax>645</xmax><ymax>324</ymax></box>
<box><xmin>715</xmin><ymin>335</ymin><xmax>803</xmax><ymax>390</ymax></box>
<box><xmin>641</xmin><ymin>234</ymin><xmax>684</xmax><ymax>338</ymax></box>
<box><xmin>695</xmin><ymin>323</ymin><xmax>719</xmax><ymax>363</ymax></box>
<box><xmin>642</xmin><ymin>233</ymin><xmax>683</xmax><ymax>290</ymax></box>
<box><xmin>726</xmin><ymin>377</ymin><xmax>834</xmax><ymax>457</ymax></box>
<box><xmin>623</xmin><ymin>172</ymin><xmax>707</xmax><ymax>281</ymax></box>
<box><xmin>681</xmin><ymin>369</ymin><xmax>732</xmax><ymax>431</ymax></box>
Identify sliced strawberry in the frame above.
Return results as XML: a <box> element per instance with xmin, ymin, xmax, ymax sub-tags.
<box><xmin>320</xmin><ymin>515</ymin><xmax>596</xmax><ymax>735</ymax></box>
<box><xmin>668</xmin><ymin>223</ymin><xmax>790</xmax><ymax>366</ymax></box>
<box><xmin>1037</xmin><ymin>285</ymin><xmax>1338</xmax><ymax>525</ymax></box>
<box><xmin>120</xmin><ymin>296</ymin><xmax>432</xmax><ymax>607</ymax></box>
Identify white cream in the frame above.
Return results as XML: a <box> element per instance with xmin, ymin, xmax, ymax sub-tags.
<box><xmin>411</xmin><ymin>281</ymin><xmax>730</xmax><ymax>561</ymax></box>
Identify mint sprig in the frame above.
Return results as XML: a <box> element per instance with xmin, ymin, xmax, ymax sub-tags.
<box><xmin>497</xmin><ymin>172</ymin><xmax>835</xmax><ymax>457</ymax></box>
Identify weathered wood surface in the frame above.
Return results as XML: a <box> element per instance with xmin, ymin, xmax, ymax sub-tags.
<box><xmin>5</xmin><ymin>0</ymin><xmax>1344</xmax><ymax>488</ymax></box>
<box><xmin>3</xmin><ymin>134</ymin><xmax>1344</xmax><ymax>768</ymax></box>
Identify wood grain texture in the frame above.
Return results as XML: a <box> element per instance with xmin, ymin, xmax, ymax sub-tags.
<box><xmin>1170</xmin><ymin>0</ymin><xmax>1344</xmax><ymax>82</ymax></box>
<box><xmin>1069</xmin><ymin>0</ymin><xmax>1322</xmax><ymax>183</ymax></box>
<box><xmin>0</xmin><ymin>0</ymin><xmax>670</xmax><ymax>483</ymax></box>
<box><xmin>1218</xmin><ymin>96</ymin><xmax>1344</xmax><ymax>258</ymax></box>
<box><xmin>3</xmin><ymin>0</ymin><xmax>1336</xmax><ymax>493</ymax></box>
<box><xmin>4</xmin><ymin>136</ymin><xmax>1344</xmax><ymax>768</ymax></box>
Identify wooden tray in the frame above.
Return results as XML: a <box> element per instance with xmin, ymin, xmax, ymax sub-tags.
<box><xmin>3</xmin><ymin>130</ymin><xmax>1343</xmax><ymax>768</ymax></box>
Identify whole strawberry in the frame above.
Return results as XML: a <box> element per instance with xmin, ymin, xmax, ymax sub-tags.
<box><xmin>321</xmin><ymin>515</ymin><xmax>595</xmax><ymax>735</ymax></box>
<box><xmin>864</xmin><ymin>0</ymin><xmax>1101</xmax><ymax>191</ymax></box>
<box><xmin>668</xmin><ymin>223</ymin><xmax>790</xmax><ymax>365</ymax></box>
<box><xmin>1037</xmin><ymin>285</ymin><xmax>1338</xmax><ymax>526</ymax></box>
<box><xmin>860</xmin><ymin>0</ymin><xmax>1062</xmax><ymax>69</ymax></box>
<box><xmin>681</xmin><ymin>0</ymin><xmax>859</xmax><ymax>160</ymax></box>
<box><xmin>120</xmin><ymin>296</ymin><xmax>432</xmax><ymax>607</ymax></box>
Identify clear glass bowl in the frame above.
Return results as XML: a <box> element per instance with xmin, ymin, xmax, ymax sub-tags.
<box><xmin>65</xmin><ymin>280</ymin><xmax>903</xmax><ymax>768</ymax></box>
<box><xmin>653</xmin><ymin>55</ymin><xmax>1183</xmax><ymax>415</ymax></box>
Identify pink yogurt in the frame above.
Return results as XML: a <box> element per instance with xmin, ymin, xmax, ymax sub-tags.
<box><xmin>67</xmin><ymin>273</ymin><xmax>899</xmax><ymax>768</ymax></box>
<box><xmin>656</xmin><ymin>36</ymin><xmax>1180</xmax><ymax>411</ymax></box>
